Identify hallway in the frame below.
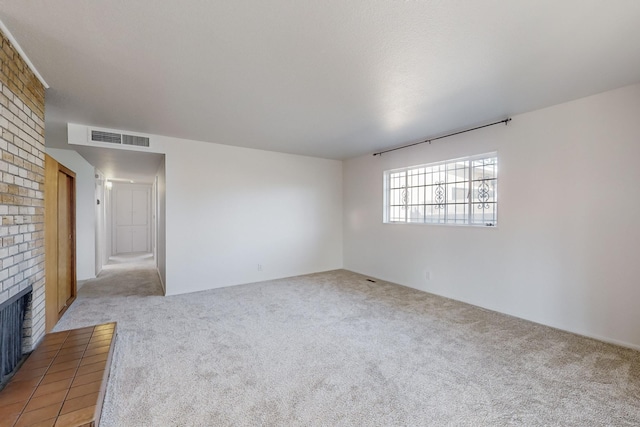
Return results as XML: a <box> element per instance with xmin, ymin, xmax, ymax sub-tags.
<box><xmin>55</xmin><ymin>255</ymin><xmax>163</xmax><ymax>323</ymax></box>
<box><xmin>104</xmin><ymin>253</ymin><xmax>155</xmax><ymax>270</ymax></box>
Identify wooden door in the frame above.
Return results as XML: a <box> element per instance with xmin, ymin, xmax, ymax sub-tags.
<box><xmin>57</xmin><ymin>171</ymin><xmax>75</xmax><ymax>312</ymax></box>
<box><xmin>45</xmin><ymin>155</ymin><xmax>77</xmax><ymax>332</ymax></box>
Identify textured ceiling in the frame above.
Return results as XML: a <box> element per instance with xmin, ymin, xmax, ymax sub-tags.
<box><xmin>2</xmin><ymin>0</ymin><xmax>640</xmax><ymax>160</ymax></box>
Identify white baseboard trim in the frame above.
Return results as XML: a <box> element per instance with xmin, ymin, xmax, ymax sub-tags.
<box><xmin>156</xmin><ymin>268</ymin><xmax>166</xmax><ymax>295</ymax></box>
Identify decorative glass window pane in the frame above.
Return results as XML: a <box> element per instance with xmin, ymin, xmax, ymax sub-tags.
<box><xmin>383</xmin><ymin>153</ymin><xmax>497</xmax><ymax>226</ymax></box>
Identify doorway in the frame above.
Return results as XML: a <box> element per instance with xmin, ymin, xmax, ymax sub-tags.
<box><xmin>111</xmin><ymin>183</ymin><xmax>152</xmax><ymax>255</ymax></box>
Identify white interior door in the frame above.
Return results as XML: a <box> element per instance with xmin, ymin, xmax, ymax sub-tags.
<box><xmin>113</xmin><ymin>184</ymin><xmax>151</xmax><ymax>254</ymax></box>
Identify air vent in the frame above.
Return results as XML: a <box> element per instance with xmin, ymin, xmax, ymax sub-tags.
<box><xmin>91</xmin><ymin>130</ymin><xmax>122</xmax><ymax>144</ymax></box>
<box><xmin>122</xmin><ymin>134</ymin><xmax>150</xmax><ymax>147</ymax></box>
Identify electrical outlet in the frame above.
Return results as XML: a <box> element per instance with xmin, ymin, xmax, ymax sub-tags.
<box><xmin>257</xmin><ymin>264</ymin><xmax>263</xmax><ymax>271</ymax></box>
<box><xmin>425</xmin><ymin>271</ymin><xmax>431</xmax><ymax>280</ymax></box>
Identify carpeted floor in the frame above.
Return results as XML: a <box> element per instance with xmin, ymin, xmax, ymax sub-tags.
<box><xmin>53</xmin><ymin>259</ymin><xmax>640</xmax><ymax>426</ymax></box>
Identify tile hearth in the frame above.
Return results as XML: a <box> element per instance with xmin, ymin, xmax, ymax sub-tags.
<box><xmin>0</xmin><ymin>323</ymin><xmax>117</xmax><ymax>427</ymax></box>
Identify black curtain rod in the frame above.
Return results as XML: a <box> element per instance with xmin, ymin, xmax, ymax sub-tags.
<box><xmin>372</xmin><ymin>118</ymin><xmax>512</xmax><ymax>156</ymax></box>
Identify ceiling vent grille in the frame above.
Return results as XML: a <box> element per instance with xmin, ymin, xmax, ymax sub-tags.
<box><xmin>90</xmin><ymin>129</ymin><xmax>150</xmax><ymax>148</ymax></box>
<box><xmin>91</xmin><ymin>130</ymin><xmax>122</xmax><ymax>144</ymax></box>
<box><xmin>122</xmin><ymin>134</ymin><xmax>150</xmax><ymax>147</ymax></box>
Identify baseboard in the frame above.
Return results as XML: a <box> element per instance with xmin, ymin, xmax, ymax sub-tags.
<box><xmin>341</xmin><ymin>269</ymin><xmax>640</xmax><ymax>352</ymax></box>
<box><xmin>570</xmin><ymin>331</ymin><xmax>640</xmax><ymax>352</ymax></box>
<box><xmin>156</xmin><ymin>268</ymin><xmax>166</xmax><ymax>295</ymax></box>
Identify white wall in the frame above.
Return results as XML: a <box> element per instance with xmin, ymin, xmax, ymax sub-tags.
<box><xmin>343</xmin><ymin>83</ymin><xmax>640</xmax><ymax>349</ymax></box>
<box><xmin>104</xmin><ymin>179</ymin><xmax>112</xmax><ymax>263</ymax></box>
<box><xmin>95</xmin><ymin>169</ymin><xmax>106</xmax><ymax>276</ymax></box>
<box><xmin>46</xmin><ymin>148</ymin><xmax>96</xmax><ymax>281</ymax></box>
<box><xmin>163</xmin><ymin>139</ymin><xmax>343</xmax><ymax>295</ymax></box>
<box><xmin>156</xmin><ymin>157</ymin><xmax>166</xmax><ymax>293</ymax></box>
<box><xmin>66</xmin><ymin>125</ymin><xmax>341</xmax><ymax>295</ymax></box>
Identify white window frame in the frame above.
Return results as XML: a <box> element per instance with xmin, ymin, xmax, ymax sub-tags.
<box><xmin>383</xmin><ymin>152</ymin><xmax>498</xmax><ymax>226</ymax></box>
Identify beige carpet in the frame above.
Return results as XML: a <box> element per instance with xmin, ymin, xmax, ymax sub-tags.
<box><xmin>53</xmin><ymin>260</ymin><xmax>640</xmax><ymax>426</ymax></box>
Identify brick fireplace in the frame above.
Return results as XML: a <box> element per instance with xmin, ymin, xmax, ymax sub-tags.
<box><xmin>0</xmin><ymin>26</ymin><xmax>47</xmax><ymax>378</ymax></box>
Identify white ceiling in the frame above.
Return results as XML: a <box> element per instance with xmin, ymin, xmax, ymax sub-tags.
<box><xmin>2</xmin><ymin>1</ymin><xmax>640</xmax><ymax>161</ymax></box>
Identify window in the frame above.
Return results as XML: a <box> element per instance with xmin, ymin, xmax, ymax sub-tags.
<box><xmin>384</xmin><ymin>153</ymin><xmax>497</xmax><ymax>226</ymax></box>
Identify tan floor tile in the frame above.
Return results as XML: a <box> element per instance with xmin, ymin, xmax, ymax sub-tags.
<box><xmin>37</xmin><ymin>341</ymin><xmax>65</xmax><ymax>352</ymax></box>
<box><xmin>14</xmin><ymin>402</ymin><xmax>61</xmax><ymax>426</ymax></box>
<box><xmin>75</xmin><ymin>361</ymin><xmax>106</xmax><ymax>377</ymax></box>
<box><xmin>86</xmin><ymin>343</ymin><xmax>110</xmax><ymax>353</ymax></box>
<box><xmin>41</xmin><ymin>368</ymin><xmax>77</xmax><ymax>385</ymax></box>
<box><xmin>27</xmin><ymin>349</ymin><xmax>60</xmax><ymax>362</ymax></box>
<box><xmin>22</xmin><ymin>389</ymin><xmax>67</xmax><ymax>413</ymax></box>
<box><xmin>93</xmin><ymin>323</ymin><xmax>115</xmax><ymax>332</ymax></box>
<box><xmin>5</xmin><ymin>376</ymin><xmax>41</xmax><ymax>392</ymax></box>
<box><xmin>59</xmin><ymin>392</ymin><xmax>98</xmax><ymax>415</ymax></box>
<box><xmin>66</xmin><ymin>326</ymin><xmax>95</xmax><ymax>335</ymax></box>
<box><xmin>87</xmin><ymin>337</ymin><xmax>111</xmax><ymax>348</ymax></box>
<box><xmin>79</xmin><ymin>353</ymin><xmax>107</xmax><ymax>367</ymax></box>
<box><xmin>11</xmin><ymin>366</ymin><xmax>47</xmax><ymax>382</ymax></box>
<box><xmin>57</xmin><ymin>345</ymin><xmax>87</xmax><ymax>356</ymax></box>
<box><xmin>71</xmin><ymin>370</ymin><xmax>104</xmax><ymax>388</ymax></box>
<box><xmin>64</xmin><ymin>333</ymin><xmax>91</xmax><ymax>342</ymax></box>
<box><xmin>91</xmin><ymin>327</ymin><xmax>113</xmax><ymax>335</ymax></box>
<box><xmin>66</xmin><ymin>330</ymin><xmax>93</xmax><ymax>339</ymax></box>
<box><xmin>40</xmin><ymin>335</ymin><xmax>66</xmax><ymax>345</ymax></box>
<box><xmin>52</xmin><ymin>350</ymin><xmax>85</xmax><ymax>364</ymax></box>
<box><xmin>66</xmin><ymin>381</ymin><xmax>101</xmax><ymax>400</ymax></box>
<box><xmin>20</xmin><ymin>418</ymin><xmax>57</xmax><ymax>427</ymax></box>
<box><xmin>53</xmin><ymin>406</ymin><xmax>95</xmax><ymax>427</ymax></box>
<box><xmin>0</xmin><ymin>383</ymin><xmax>36</xmax><ymax>407</ymax></box>
<box><xmin>0</xmin><ymin>400</ymin><xmax>26</xmax><ymax>419</ymax></box>
<box><xmin>0</xmin><ymin>413</ymin><xmax>20</xmax><ymax>427</ymax></box>
<box><xmin>32</xmin><ymin>377</ymin><xmax>73</xmax><ymax>397</ymax></box>
<box><xmin>83</xmin><ymin>345</ymin><xmax>109</xmax><ymax>358</ymax></box>
<box><xmin>21</xmin><ymin>357</ymin><xmax>54</xmax><ymax>370</ymax></box>
<box><xmin>61</xmin><ymin>338</ymin><xmax>90</xmax><ymax>349</ymax></box>
<box><xmin>47</xmin><ymin>359</ymin><xmax>81</xmax><ymax>374</ymax></box>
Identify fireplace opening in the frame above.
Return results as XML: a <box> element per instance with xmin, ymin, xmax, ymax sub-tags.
<box><xmin>0</xmin><ymin>286</ymin><xmax>32</xmax><ymax>390</ymax></box>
